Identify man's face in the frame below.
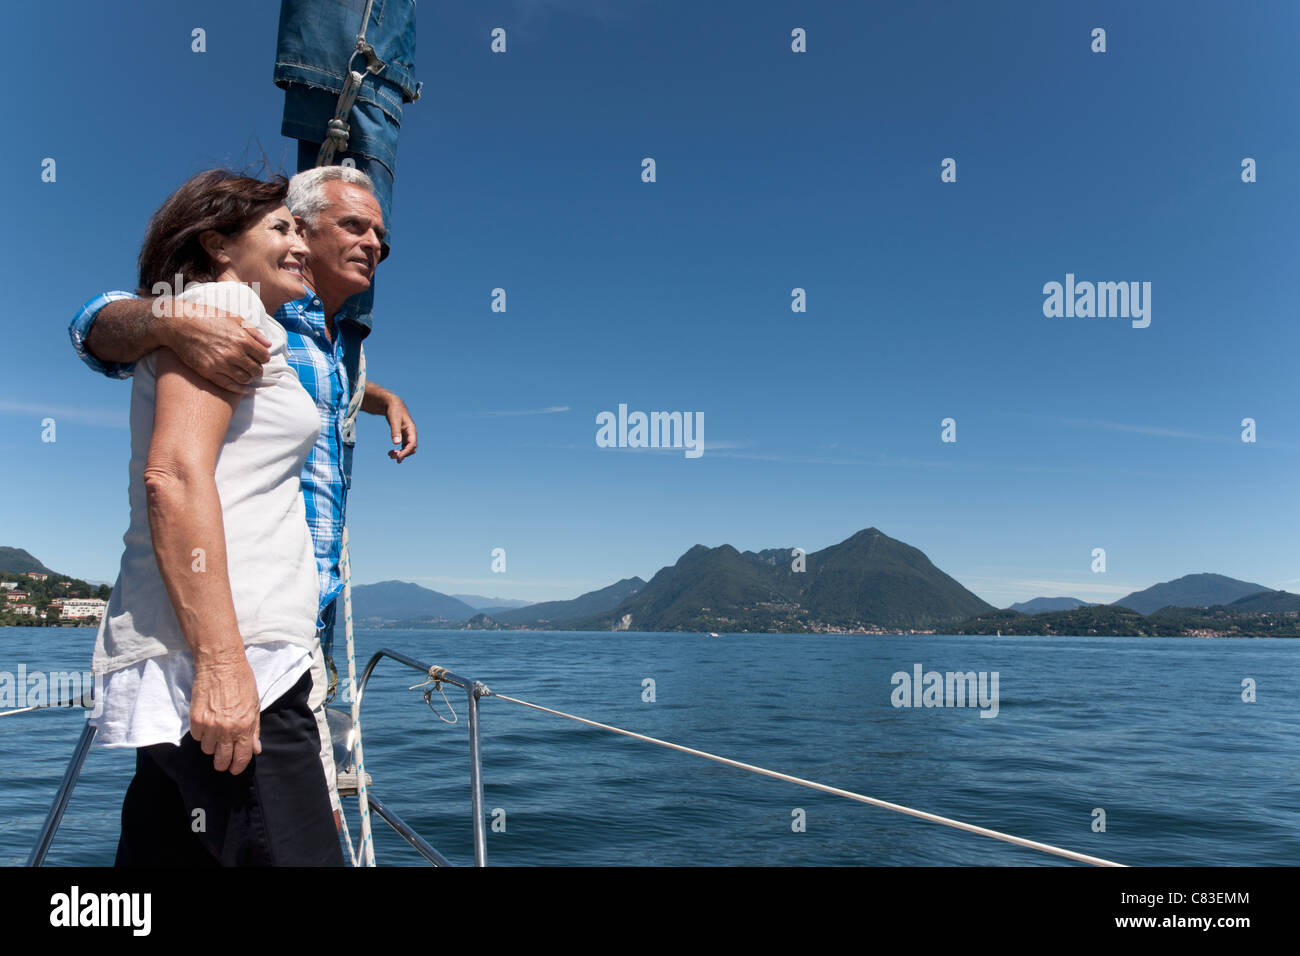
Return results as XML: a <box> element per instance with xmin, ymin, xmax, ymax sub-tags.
<box><xmin>298</xmin><ymin>180</ymin><xmax>386</xmax><ymax>304</ymax></box>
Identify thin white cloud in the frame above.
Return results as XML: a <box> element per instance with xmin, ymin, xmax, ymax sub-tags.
<box><xmin>958</xmin><ymin>575</ymin><xmax>1142</xmax><ymax>596</ymax></box>
<box><xmin>0</xmin><ymin>400</ymin><xmax>127</xmax><ymax>429</ymax></box>
<box><xmin>707</xmin><ymin>450</ymin><xmax>1047</xmax><ymax>472</ymax></box>
<box><xmin>385</xmin><ymin>574</ymin><xmax>607</xmax><ymax>598</ymax></box>
<box><xmin>1029</xmin><ymin>414</ymin><xmax>1280</xmax><ymax>446</ymax></box>
<box><xmin>471</xmin><ymin>405</ymin><xmax>571</xmax><ymax>417</ymax></box>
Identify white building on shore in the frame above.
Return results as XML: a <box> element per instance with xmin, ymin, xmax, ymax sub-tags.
<box><xmin>59</xmin><ymin>599</ymin><xmax>107</xmax><ymax>621</ymax></box>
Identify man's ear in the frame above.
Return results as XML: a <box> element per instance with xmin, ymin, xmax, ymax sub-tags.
<box><xmin>292</xmin><ymin>215</ymin><xmax>311</xmax><ymax>238</ymax></box>
<box><xmin>198</xmin><ymin>229</ymin><xmax>229</xmax><ymax>267</ymax></box>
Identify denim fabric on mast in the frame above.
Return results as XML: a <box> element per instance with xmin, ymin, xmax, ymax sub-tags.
<box><xmin>274</xmin><ymin>0</ymin><xmax>419</xmax><ymax>333</ymax></box>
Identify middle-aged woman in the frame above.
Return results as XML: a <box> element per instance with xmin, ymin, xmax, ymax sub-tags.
<box><xmin>87</xmin><ymin>169</ymin><xmax>342</xmax><ymax>866</ymax></box>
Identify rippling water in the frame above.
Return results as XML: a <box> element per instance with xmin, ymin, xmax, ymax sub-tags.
<box><xmin>2</xmin><ymin>626</ymin><xmax>1296</xmax><ymax>866</ymax></box>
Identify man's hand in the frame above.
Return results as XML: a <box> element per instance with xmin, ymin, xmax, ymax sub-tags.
<box><xmin>384</xmin><ymin>396</ymin><xmax>418</xmax><ymax>462</ymax></box>
<box><xmin>190</xmin><ymin>652</ymin><xmax>262</xmax><ymax>775</ymax></box>
<box><xmin>84</xmin><ymin>297</ymin><xmax>272</xmax><ymax>394</ymax></box>
<box><xmin>161</xmin><ymin>299</ymin><xmax>272</xmax><ymax>394</ymax></box>
<box><xmin>362</xmin><ymin>381</ymin><xmax>418</xmax><ymax>462</ymax></box>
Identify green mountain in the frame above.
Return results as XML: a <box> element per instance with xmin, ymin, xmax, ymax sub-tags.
<box><xmin>575</xmin><ymin>528</ymin><xmax>994</xmax><ymax>632</ymax></box>
<box><xmin>954</xmin><ymin>605</ymin><xmax>1157</xmax><ymax>636</ymax></box>
<box><xmin>1112</xmin><ymin>573</ymin><xmax>1273</xmax><ymax>615</ymax></box>
<box><xmin>1226</xmin><ymin>589</ymin><xmax>1300</xmax><ymax>614</ymax></box>
<box><xmin>0</xmin><ymin>547</ymin><xmax>53</xmax><ymax>575</ymax></box>
<box><xmin>953</xmin><ymin>594</ymin><xmax>1300</xmax><ymax>638</ymax></box>
<box><xmin>798</xmin><ymin>528</ymin><xmax>992</xmax><ymax>628</ymax></box>
<box><xmin>580</xmin><ymin>544</ymin><xmax>800</xmax><ymax>632</ymax></box>
<box><xmin>488</xmin><ymin>577</ymin><xmax>646</xmax><ymax>627</ymax></box>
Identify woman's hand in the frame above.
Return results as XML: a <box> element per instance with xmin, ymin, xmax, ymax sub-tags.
<box><xmin>190</xmin><ymin>652</ymin><xmax>262</xmax><ymax>774</ymax></box>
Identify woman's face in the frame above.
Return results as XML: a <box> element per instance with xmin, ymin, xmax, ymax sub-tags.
<box><xmin>215</xmin><ymin>205</ymin><xmax>310</xmax><ymax>313</ymax></box>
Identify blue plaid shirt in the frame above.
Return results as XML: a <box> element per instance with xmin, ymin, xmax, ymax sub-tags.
<box><xmin>69</xmin><ymin>290</ymin><xmax>367</xmax><ymax>634</ymax></box>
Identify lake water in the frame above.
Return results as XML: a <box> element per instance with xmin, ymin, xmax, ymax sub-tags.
<box><xmin>1</xmin><ymin>625</ymin><xmax>1296</xmax><ymax>866</ymax></box>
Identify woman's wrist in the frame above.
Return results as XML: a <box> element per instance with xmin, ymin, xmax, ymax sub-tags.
<box><xmin>192</xmin><ymin>641</ymin><xmax>248</xmax><ymax>669</ymax></box>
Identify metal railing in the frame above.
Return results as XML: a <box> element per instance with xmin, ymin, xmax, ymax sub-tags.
<box><xmin>26</xmin><ymin>721</ymin><xmax>98</xmax><ymax>867</ymax></box>
<box><xmin>352</xmin><ymin>648</ymin><xmax>490</xmax><ymax>866</ymax></box>
<box><xmin>27</xmin><ymin>648</ymin><xmax>489</xmax><ymax>867</ymax></box>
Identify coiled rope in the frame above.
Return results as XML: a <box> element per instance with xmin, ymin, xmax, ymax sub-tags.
<box><xmin>484</xmin><ymin>690</ymin><xmax>1124</xmax><ymax>867</ymax></box>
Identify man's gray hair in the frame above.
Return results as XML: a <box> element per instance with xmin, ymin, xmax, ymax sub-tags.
<box><xmin>286</xmin><ymin>166</ymin><xmax>377</xmax><ymax>226</ymax></box>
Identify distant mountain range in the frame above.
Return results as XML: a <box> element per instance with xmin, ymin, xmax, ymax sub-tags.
<box><xmin>350</xmin><ymin>580</ymin><xmax>480</xmax><ymax>623</ymax></box>
<box><xmin>1007</xmin><ymin>574</ymin><xmax>1274</xmax><ymax>617</ymax></box>
<box><xmin>345</xmin><ymin>528</ymin><xmax>994</xmax><ymax>632</ymax></box>
<box><xmin>957</xmin><ymin>589</ymin><xmax>1300</xmax><ymax>638</ymax></box>
<box><xmin>1007</xmin><ymin>597</ymin><xmax>1096</xmax><ymax>614</ymax></box>
<box><xmin>1109</xmin><ymin>573</ymin><xmax>1272</xmax><ymax>615</ymax></box>
<box><xmin>7</xmin><ymin>538</ymin><xmax>1294</xmax><ymax>637</ymax></box>
<box><xmin>451</xmin><ymin>594</ymin><xmax>533</xmax><ymax>612</ymax></box>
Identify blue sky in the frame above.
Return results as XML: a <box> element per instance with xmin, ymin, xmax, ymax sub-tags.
<box><xmin>3</xmin><ymin>0</ymin><xmax>1298</xmax><ymax>609</ymax></box>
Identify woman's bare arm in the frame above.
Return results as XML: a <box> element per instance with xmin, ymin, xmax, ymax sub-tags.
<box><xmin>144</xmin><ymin>348</ymin><xmax>261</xmax><ymax>774</ymax></box>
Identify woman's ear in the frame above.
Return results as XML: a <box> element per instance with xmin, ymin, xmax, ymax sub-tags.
<box><xmin>198</xmin><ymin>229</ymin><xmax>230</xmax><ymax>267</ymax></box>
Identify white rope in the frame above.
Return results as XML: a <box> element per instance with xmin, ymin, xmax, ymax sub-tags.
<box><xmin>0</xmin><ymin>696</ymin><xmax>93</xmax><ymax>718</ymax></box>
<box><xmin>488</xmin><ymin>692</ymin><xmax>1124</xmax><ymax>867</ymax></box>
<box><xmin>338</xmin><ymin>802</ymin><xmax>358</xmax><ymax>868</ymax></box>
<box><xmin>0</xmin><ymin>704</ymin><xmax>45</xmax><ymax>718</ymax></box>
<box><xmin>341</xmin><ymin>527</ymin><xmax>375</xmax><ymax>867</ymax></box>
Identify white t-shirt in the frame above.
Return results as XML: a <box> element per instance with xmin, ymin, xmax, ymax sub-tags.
<box><xmin>88</xmin><ymin>643</ymin><xmax>312</xmax><ymax>748</ymax></box>
<box><xmin>90</xmin><ymin>282</ymin><xmax>322</xmax><ymax>747</ymax></box>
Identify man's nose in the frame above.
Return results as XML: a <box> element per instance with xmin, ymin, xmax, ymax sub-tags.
<box><xmin>360</xmin><ymin>228</ymin><xmax>383</xmax><ymax>257</ymax></box>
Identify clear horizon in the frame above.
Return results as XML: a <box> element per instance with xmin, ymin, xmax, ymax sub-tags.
<box><xmin>4</xmin><ymin>0</ymin><xmax>1298</xmax><ymax>610</ymax></box>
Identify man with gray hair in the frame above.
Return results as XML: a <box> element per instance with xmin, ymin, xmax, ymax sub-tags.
<box><xmin>68</xmin><ymin>164</ymin><xmax>418</xmax><ymax>827</ymax></box>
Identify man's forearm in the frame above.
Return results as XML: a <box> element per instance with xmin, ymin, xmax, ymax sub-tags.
<box><xmin>84</xmin><ymin>297</ymin><xmax>171</xmax><ymax>364</ymax></box>
<box><xmin>361</xmin><ymin>379</ymin><xmax>394</xmax><ymax>414</ymax></box>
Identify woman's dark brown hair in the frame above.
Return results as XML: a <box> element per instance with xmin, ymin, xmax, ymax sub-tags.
<box><xmin>136</xmin><ymin>169</ymin><xmax>290</xmax><ymax>294</ymax></box>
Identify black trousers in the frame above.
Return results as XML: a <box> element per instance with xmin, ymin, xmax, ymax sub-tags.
<box><xmin>114</xmin><ymin>669</ymin><xmax>344</xmax><ymax>867</ymax></box>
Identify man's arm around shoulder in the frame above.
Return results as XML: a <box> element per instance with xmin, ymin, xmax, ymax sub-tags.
<box><xmin>70</xmin><ymin>293</ymin><xmax>273</xmax><ymax>393</ymax></box>
<box><xmin>69</xmin><ymin>292</ymin><xmax>143</xmax><ymax>379</ymax></box>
